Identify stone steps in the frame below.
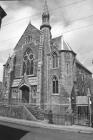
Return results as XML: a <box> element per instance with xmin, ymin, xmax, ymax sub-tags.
<box><xmin>0</xmin><ymin>104</ymin><xmax>44</xmax><ymax>121</ymax></box>
<box><xmin>26</xmin><ymin>105</ymin><xmax>44</xmax><ymax>120</ymax></box>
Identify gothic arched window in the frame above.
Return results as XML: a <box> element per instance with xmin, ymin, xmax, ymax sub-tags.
<box><xmin>23</xmin><ymin>48</ymin><xmax>34</xmax><ymax>75</ymax></box>
<box><xmin>52</xmin><ymin>76</ymin><xmax>58</xmax><ymax>94</ymax></box>
<box><xmin>52</xmin><ymin>52</ymin><xmax>58</xmax><ymax>68</ymax></box>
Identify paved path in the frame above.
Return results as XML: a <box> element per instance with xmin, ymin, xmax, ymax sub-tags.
<box><xmin>0</xmin><ymin>116</ymin><xmax>93</xmax><ymax>140</ymax></box>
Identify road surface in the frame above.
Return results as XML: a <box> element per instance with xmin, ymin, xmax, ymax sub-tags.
<box><xmin>21</xmin><ymin>128</ymin><xmax>93</xmax><ymax>140</ymax></box>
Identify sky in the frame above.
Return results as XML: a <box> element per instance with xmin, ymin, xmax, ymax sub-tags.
<box><xmin>0</xmin><ymin>0</ymin><xmax>93</xmax><ymax>81</ymax></box>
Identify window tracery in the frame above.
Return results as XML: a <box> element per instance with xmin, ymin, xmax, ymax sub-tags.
<box><xmin>23</xmin><ymin>48</ymin><xmax>34</xmax><ymax>75</ymax></box>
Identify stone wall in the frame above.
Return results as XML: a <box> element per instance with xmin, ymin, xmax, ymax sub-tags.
<box><xmin>76</xmin><ymin>63</ymin><xmax>92</xmax><ymax>96</ymax></box>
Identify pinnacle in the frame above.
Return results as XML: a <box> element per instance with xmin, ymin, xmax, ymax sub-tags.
<box><xmin>43</xmin><ymin>0</ymin><xmax>49</xmax><ymax>15</ymax></box>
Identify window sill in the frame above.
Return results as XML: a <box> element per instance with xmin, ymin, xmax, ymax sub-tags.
<box><xmin>51</xmin><ymin>93</ymin><xmax>59</xmax><ymax>96</ymax></box>
<box><xmin>51</xmin><ymin>67</ymin><xmax>59</xmax><ymax>70</ymax></box>
<box><xmin>21</xmin><ymin>74</ymin><xmax>35</xmax><ymax>77</ymax></box>
<box><xmin>28</xmin><ymin>74</ymin><xmax>35</xmax><ymax>77</ymax></box>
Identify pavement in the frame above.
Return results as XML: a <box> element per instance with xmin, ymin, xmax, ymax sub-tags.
<box><xmin>0</xmin><ymin>117</ymin><xmax>93</xmax><ymax>140</ymax></box>
<box><xmin>65</xmin><ymin>125</ymin><xmax>93</xmax><ymax>133</ymax></box>
<box><xmin>39</xmin><ymin>119</ymin><xmax>93</xmax><ymax>134</ymax></box>
<box><xmin>38</xmin><ymin>122</ymin><xmax>93</xmax><ymax>134</ymax></box>
<box><xmin>0</xmin><ymin>116</ymin><xmax>93</xmax><ymax>134</ymax></box>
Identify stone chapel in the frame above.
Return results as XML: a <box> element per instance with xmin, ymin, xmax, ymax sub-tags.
<box><xmin>2</xmin><ymin>0</ymin><xmax>92</xmax><ymax>116</ymax></box>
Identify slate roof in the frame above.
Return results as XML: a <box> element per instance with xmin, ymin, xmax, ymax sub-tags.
<box><xmin>76</xmin><ymin>59</ymin><xmax>92</xmax><ymax>74</ymax></box>
<box><xmin>11</xmin><ymin>77</ymin><xmax>38</xmax><ymax>88</ymax></box>
<box><xmin>52</xmin><ymin>35</ymin><xmax>75</xmax><ymax>53</ymax></box>
<box><xmin>62</xmin><ymin>40</ymin><xmax>73</xmax><ymax>51</ymax></box>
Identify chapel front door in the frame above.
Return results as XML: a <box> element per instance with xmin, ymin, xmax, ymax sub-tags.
<box><xmin>20</xmin><ymin>85</ymin><xmax>29</xmax><ymax>103</ymax></box>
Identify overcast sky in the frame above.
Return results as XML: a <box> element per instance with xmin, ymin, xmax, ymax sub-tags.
<box><xmin>0</xmin><ymin>0</ymin><xmax>93</xmax><ymax>81</ymax></box>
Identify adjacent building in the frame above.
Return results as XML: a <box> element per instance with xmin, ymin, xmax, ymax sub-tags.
<box><xmin>0</xmin><ymin>6</ymin><xmax>6</xmax><ymax>28</ymax></box>
<box><xmin>0</xmin><ymin>6</ymin><xmax>6</xmax><ymax>100</ymax></box>
<box><xmin>2</xmin><ymin>1</ymin><xmax>92</xmax><ymax>123</ymax></box>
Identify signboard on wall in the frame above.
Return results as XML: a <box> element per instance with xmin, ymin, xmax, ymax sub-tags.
<box><xmin>76</xmin><ymin>96</ymin><xmax>88</xmax><ymax>106</ymax></box>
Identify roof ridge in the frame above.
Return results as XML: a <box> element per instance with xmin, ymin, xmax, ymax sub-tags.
<box><xmin>63</xmin><ymin>39</ymin><xmax>73</xmax><ymax>51</ymax></box>
<box><xmin>61</xmin><ymin>37</ymin><xmax>76</xmax><ymax>54</ymax></box>
<box><xmin>76</xmin><ymin>59</ymin><xmax>92</xmax><ymax>74</ymax></box>
<box><xmin>52</xmin><ymin>35</ymin><xmax>62</xmax><ymax>40</ymax></box>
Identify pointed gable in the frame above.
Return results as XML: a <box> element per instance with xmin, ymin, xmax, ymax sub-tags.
<box><xmin>18</xmin><ymin>73</ymin><xmax>30</xmax><ymax>89</ymax></box>
<box><xmin>14</xmin><ymin>23</ymin><xmax>41</xmax><ymax>51</ymax></box>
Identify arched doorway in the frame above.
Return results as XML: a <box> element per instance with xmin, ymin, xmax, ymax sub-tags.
<box><xmin>20</xmin><ymin>85</ymin><xmax>29</xmax><ymax>103</ymax></box>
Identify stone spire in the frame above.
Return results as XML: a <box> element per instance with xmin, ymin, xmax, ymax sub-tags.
<box><xmin>40</xmin><ymin>0</ymin><xmax>51</xmax><ymax>30</ymax></box>
<box><xmin>43</xmin><ymin>0</ymin><xmax>49</xmax><ymax>16</ymax></box>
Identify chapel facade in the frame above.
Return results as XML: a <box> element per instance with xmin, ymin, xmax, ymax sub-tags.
<box><xmin>2</xmin><ymin>1</ymin><xmax>92</xmax><ymax>117</ymax></box>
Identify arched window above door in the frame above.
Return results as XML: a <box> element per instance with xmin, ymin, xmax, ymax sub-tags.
<box><xmin>23</xmin><ymin>48</ymin><xmax>34</xmax><ymax>75</ymax></box>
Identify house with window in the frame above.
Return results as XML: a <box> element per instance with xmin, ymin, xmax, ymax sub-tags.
<box><xmin>2</xmin><ymin>0</ymin><xmax>92</xmax><ymax>123</ymax></box>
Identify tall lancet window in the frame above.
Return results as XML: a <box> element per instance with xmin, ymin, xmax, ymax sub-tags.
<box><xmin>52</xmin><ymin>76</ymin><xmax>58</xmax><ymax>94</ymax></box>
<box><xmin>23</xmin><ymin>48</ymin><xmax>34</xmax><ymax>75</ymax></box>
<box><xmin>52</xmin><ymin>52</ymin><xmax>58</xmax><ymax>68</ymax></box>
